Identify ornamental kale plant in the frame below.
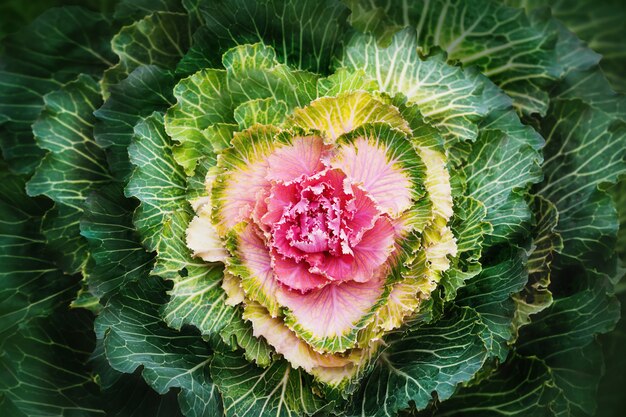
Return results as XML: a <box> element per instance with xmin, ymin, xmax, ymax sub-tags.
<box><xmin>1</xmin><ymin>0</ymin><xmax>625</xmax><ymax>416</ymax></box>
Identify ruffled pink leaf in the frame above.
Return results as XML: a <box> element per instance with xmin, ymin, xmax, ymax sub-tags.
<box><xmin>271</xmin><ymin>219</ymin><xmax>306</xmax><ymax>260</ymax></box>
<box><xmin>261</xmin><ymin>181</ymin><xmax>299</xmax><ymax>226</ymax></box>
<box><xmin>251</xmin><ymin>187</ymin><xmax>271</xmax><ymax>233</ymax></box>
<box><xmin>345</xmin><ymin>185</ymin><xmax>380</xmax><ymax>244</ymax></box>
<box><xmin>236</xmin><ymin>223</ymin><xmax>281</xmax><ymax>313</ymax></box>
<box><xmin>276</xmin><ymin>277</ymin><xmax>385</xmax><ymax>340</ymax></box>
<box><xmin>332</xmin><ymin>137</ymin><xmax>412</xmax><ymax>216</ymax></box>
<box><xmin>266</xmin><ymin>136</ymin><xmax>329</xmax><ymax>182</ymax></box>
<box><xmin>217</xmin><ymin>159</ymin><xmax>270</xmax><ymax>230</ymax></box>
<box><xmin>272</xmin><ymin>252</ymin><xmax>331</xmax><ymax>292</ymax></box>
<box><xmin>310</xmin><ymin>216</ymin><xmax>396</xmax><ymax>282</ymax></box>
<box><xmin>291</xmin><ymin>228</ymin><xmax>330</xmax><ymax>253</ymax></box>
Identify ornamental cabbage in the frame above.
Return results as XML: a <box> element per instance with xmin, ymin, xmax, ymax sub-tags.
<box><xmin>0</xmin><ymin>1</ymin><xmax>625</xmax><ymax>417</ymax></box>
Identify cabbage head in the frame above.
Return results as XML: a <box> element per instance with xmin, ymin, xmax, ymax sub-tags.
<box><xmin>0</xmin><ymin>1</ymin><xmax>625</xmax><ymax>416</ymax></box>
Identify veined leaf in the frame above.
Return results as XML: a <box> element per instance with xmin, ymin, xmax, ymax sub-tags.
<box><xmin>0</xmin><ymin>6</ymin><xmax>116</xmax><ymax>174</ymax></box>
<box><xmin>102</xmin><ymin>12</ymin><xmax>191</xmax><ymax>93</ymax></box>
<box><xmin>180</xmin><ymin>0</ymin><xmax>350</xmax><ymax>74</ymax></box>
<box><xmin>211</xmin><ymin>351</ymin><xmax>329</xmax><ymax>417</ymax></box>
<box><xmin>348</xmin><ymin>307</ymin><xmax>489</xmax><ymax>416</ymax></box>
<box><xmin>507</xmin><ymin>0</ymin><xmax>626</xmax><ymax>93</ymax></box>
<box><xmin>457</xmin><ymin>249</ymin><xmax>529</xmax><ymax>361</ymax></box>
<box><xmin>126</xmin><ymin>112</ymin><xmax>187</xmax><ymax>251</ymax></box>
<box><xmin>344</xmin><ymin>0</ymin><xmax>561</xmax><ymax>115</ymax></box>
<box><xmin>430</xmin><ymin>354</ymin><xmax>559</xmax><ymax>417</ymax></box>
<box><xmin>94</xmin><ymin>65</ymin><xmax>177</xmax><ymax>180</ymax></box>
<box><xmin>0</xmin><ymin>167</ymin><xmax>76</xmax><ymax>335</ymax></box>
<box><xmin>26</xmin><ymin>74</ymin><xmax>112</xmax><ymax>274</ymax></box>
<box><xmin>0</xmin><ymin>310</ymin><xmax>104</xmax><ymax>417</ymax></box>
<box><xmin>95</xmin><ymin>277</ymin><xmax>223</xmax><ymax>417</ymax></box>
<box><xmin>517</xmin><ymin>275</ymin><xmax>620</xmax><ymax>415</ymax></box>
<box><xmin>80</xmin><ymin>184</ymin><xmax>154</xmax><ymax>299</ymax></box>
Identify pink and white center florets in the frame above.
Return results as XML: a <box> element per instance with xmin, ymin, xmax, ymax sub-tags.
<box><xmin>246</xmin><ymin>137</ymin><xmax>396</xmax><ymax>293</ymax></box>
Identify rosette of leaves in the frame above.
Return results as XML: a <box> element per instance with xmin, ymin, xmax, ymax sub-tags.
<box><xmin>0</xmin><ymin>0</ymin><xmax>624</xmax><ymax>416</ymax></box>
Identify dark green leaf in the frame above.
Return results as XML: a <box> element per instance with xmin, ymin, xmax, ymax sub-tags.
<box><xmin>0</xmin><ymin>7</ymin><xmax>116</xmax><ymax>173</ymax></box>
<box><xmin>0</xmin><ymin>309</ymin><xmax>103</xmax><ymax>417</ymax></box>
<box><xmin>95</xmin><ymin>277</ymin><xmax>223</xmax><ymax>417</ymax></box>
<box><xmin>94</xmin><ymin>65</ymin><xmax>176</xmax><ymax>180</ymax></box>
<box><xmin>81</xmin><ymin>184</ymin><xmax>154</xmax><ymax>299</ymax></box>
<box><xmin>348</xmin><ymin>307</ymin><xmax>489</xmax><ymax>416</ymax></box>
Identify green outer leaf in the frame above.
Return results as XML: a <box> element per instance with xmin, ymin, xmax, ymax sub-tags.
<box><xmin>80</xmin><ymin>184</ymin><xmax>154</xmax><ymax>299</ymax></box>
<box><xmin>463</xmin><ymin>113</ymin><xmax>543</xmax><ymax>245</ymax></box>
<box><xmin>102</xmin><ymin>11</ymin><xmax>191</xmax><ymax>92</ymax></box>
<box><xmin>95</xmin><ymin>277</ymin><xmax>223</xmax><ymax>417</ymax></box>
<box><xmin>211</xmin><ymin>351</ymin><xmax>329</xmax><ymax>417</ymax></box>
<box><xmin>505</xmin><ymin>14</ymin><xmax>626</xmax><ymax>414</ymax></box>
<box><xmin>430</xmin><ymin>354</ymin><xmax>559</xmax><ymax>417</ymax></box>
<box><xmin>548</xmin><ymin>14</ymin><xmax>601</xmax><ymax>78</ymax></box>
<box><xmin>166</xmin><ymin>42</ymin><xmax>318</xmax><ymax>175</ymax></box>
<box><xmin>457</xmin><ymin>249</ymin><xmax>529</xmax><ymax>361</ymax></box>
<box><xmin>512</xmin><ymin>196</ymin><xmax>562</xmax><ymax>336</ymax></box>
<box><xmin>91</xmin><ymin>337</ymin><xmax>186</xmax><ymax>417</ymax></box>
<box><xmin>508</xmin><ymin>0</ymin><xmax>626</xmax><ymax>93</ymax></box>
<box><xmin>94</xmin><ymin>65</ymin><xmax>176</xmax><ymax>180</ymax></box>
<box><xmin>25</xmin><ymin>74</ymin><xmax>112</xmax><ymax>274</ymax></box>
<box><xmin>517</xmin><ymin>276</ymin><xmax>620</xmax><ymax>415</ymax></box>
<box><xmin>344</xmin><ymin>0</ymin><xmax>560</xmax><ymax>115</ymax></box>
<box><xmin>114</xmin><ymin>0</ymin><xmax>184</xmax><ymax>21</ymax></box>
<box><xmin>596</xmin><ymin>288</ymin><xmax>626</xmax><ymax>417</ymax></box>
<box><xmin>441</xmin><ymin>196</ymin><xmax>490</xmax><ymax>302</ymax></box>
<box><xmin>552</xmin><ymin>68</ymin><xmax>626</xmax><ymax>117</ymax></box>
<box><xmin>126</xmin><ymin>112</ymin><xmax>187</xmax><ymax>251</ymax></box>
<box><xmin>0</xmin><ymin>6</ymin><xmax>116</xmax><ymax>174</ymax></box>
<box><xmin>0</xmin><ymin>168</ymin><xmax>76</xmax><ymax>336</ymax></box>
<box><xmin>537</xmin><ymin>82</ymin><xmax>626</xmax><ymax>274</ymax></box>
<box><xmin>164</xmin><ymin>68</ymin><xmax>234</xmax><ymax>175</ymax></box>
<box><xmin>340</xmin><ymin>28</ymin><xmax>488</xmax><ymax>143</ymax></box>
<box><xmin>150</xmin><ymin>210</ymin><xmax>202</xmax><ymax>281</ymax></box>
<box><xmin>218</xmin><ymin>309</ymin><xmax>274</xmax><ymax>368</ymax></box>
<box><xmin>610</xmin><ymin>178</ymin><xmax>626</xmax><ymax>263</ymax></box>
<box><xmin>0</xmin><ymin>395</ymin><xmax>26</xmax><ymax>417</ymax></box>
<box><xmin>180</xmin><ymin>0</ymin><xmax>350</xmax><ymax>74</ymax></box>
<box><xmin>101</xmin><ymin>371</ymin><xmax>185</xmax><ymax>417</ymax></box>
<box><xmin>316</xmin><ymin>68</ymin><xmax>378</xmax><ymax>97</ymax></box>
<box><xmin>0</xmin><ymin>0</ymin><xmax>115</xmax><ymax>39</ymax></box>
<box><xmin>348</xmin><ymin>307</ymin><xmax>488</xmax><ymax>416</ymax></box>
<box><xmin>234</xmin><ymin>98</ymin><xmax>289</xmax><ymax>130</ymax></box>
<box><xmin>0</xmin><ymin>310</ymin><xmax>104</xmax><ymax>417</ymax></box>
<box><xmin>126</xmin><ymin>111</ymin><xmax>237</xmax><ymax>341</ymax></box>
<box><xmin>27</xmin><ymin>75</ymin><xmax>111</xmax><ymax>207</ymax></box>
<box><xmin>158</xmin><ymin>212</ymin><xmax>239</xmax><ymax>340</ymax></box>
<box><xmin>40</xmin><ymin>204</ymin><xmax>90</xmax><ymax>274</ymax></box>
<box><xmin>450</xmin><ymin>196</ymin><xmax>490</xmax><ymax>259</ymax></box>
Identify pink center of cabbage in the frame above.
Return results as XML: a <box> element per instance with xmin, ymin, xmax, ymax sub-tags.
<box><xmin>272</xmin><ymin>169</ymin><xmax>355</xmax><ymax>256</ymax></box>
<box><xmin>239</xmin><ymin>136</ymin><xmax>397</xmax><ymax>293</ymax></box>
